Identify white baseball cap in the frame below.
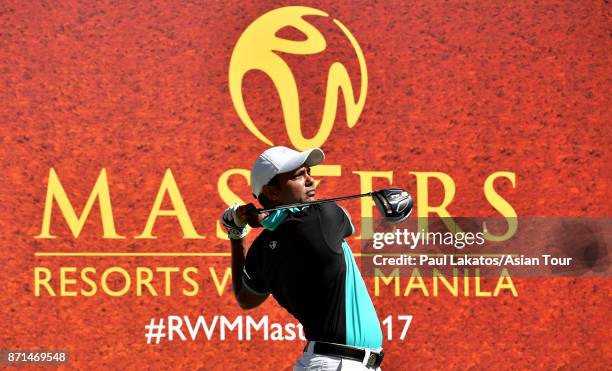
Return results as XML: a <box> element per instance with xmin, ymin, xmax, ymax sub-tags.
<box><xmin>251</xmin><ymin>146</ymin><xmax>325</xmax><ymax>197</ymax></box>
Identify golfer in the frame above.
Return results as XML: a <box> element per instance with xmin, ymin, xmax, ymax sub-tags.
<box><xmin>221</xmin><ymin>146</ymin><xmax>384</xmax><ymax>370</ymax></box>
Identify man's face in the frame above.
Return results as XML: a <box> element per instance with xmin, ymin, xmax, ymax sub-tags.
<box><xmin>265</xmin><ymin>166</ymin><xmax>316</xmax><ymax>205</ymax></box>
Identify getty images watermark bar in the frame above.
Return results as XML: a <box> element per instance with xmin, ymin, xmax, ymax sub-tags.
<box><xmin>359</xmin><ymin>217</ymin><xmax>611</xmax><ymax>278</ymax></box>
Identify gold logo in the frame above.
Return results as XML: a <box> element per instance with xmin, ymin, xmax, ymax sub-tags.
<box><xmin>229</xmin><ymin>6</ymin><xmax>367</xmax><ymax>150</ymax></box>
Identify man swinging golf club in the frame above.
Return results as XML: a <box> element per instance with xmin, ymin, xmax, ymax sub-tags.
<box><xmin>222</xmin><ymin>146</ymin><xmax>401</xmax><ymax>370</ymax></box>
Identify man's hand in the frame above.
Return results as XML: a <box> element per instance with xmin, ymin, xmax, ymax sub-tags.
<box><xmin>221</xmin><ymin>203</ymin><xmax>269</xmax><ymax>239</ymax></box>
<box><xmin>236</xmin><ymin>203</ymin><xmax>268</xmax><ymax>228</ymax></box>
<box><xmin>221</xmin><ymin>204</ymin><xmax>248</xmax><ymax>240</ymax></box>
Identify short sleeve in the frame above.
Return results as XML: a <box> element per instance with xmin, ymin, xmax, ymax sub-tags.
<box><xmin>339</xmin><ymin>205</ymin><xmax>355</xmax><ymax>238</ymax></box>
<box><xmin>242</xmin><ymin>242</ymin><xmax>270</xmax><ymax>296</ymax></box>
<box><xmin>319</xmin><ymin>203</ymin><xmax>354</xmax><ymax>242</ymax></box>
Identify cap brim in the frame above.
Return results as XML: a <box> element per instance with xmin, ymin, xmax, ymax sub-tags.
<box><xmin>277</xmin><ymin>148</ymin><xmax>325</xmax><ymax>174</ymax></box>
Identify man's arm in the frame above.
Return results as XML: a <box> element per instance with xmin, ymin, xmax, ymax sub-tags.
<box><xmin>222</xmin><ymin>203</ymin><xmax>269</xmax><ymax>310</ymax></box>
<box><xmin>339</xmin><ymin>205</ymin><xmax>356</xmax><ymax>236</ymax></box>
<box><xmin>230</xmin><ymin>237</ymin><xmax>269</xmax><ymax>309</ymax></box>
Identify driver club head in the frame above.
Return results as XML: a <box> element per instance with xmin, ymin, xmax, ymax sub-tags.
<box><xmin>372</xmin><ymin>188</ymin><xmax>413</xmax><ymax>224</ymax></box>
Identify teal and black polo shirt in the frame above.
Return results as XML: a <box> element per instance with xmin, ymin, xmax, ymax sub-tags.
<box><xmin>242</xmin><ymin>202</ymin><xmax>383</xmax><ymax>349</ymax></box>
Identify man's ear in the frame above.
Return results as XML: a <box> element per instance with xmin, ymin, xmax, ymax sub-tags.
<box><xmin>261</xmin><ymin>184</ymin><xmax>281</xmax><ymax>203</ymax></box>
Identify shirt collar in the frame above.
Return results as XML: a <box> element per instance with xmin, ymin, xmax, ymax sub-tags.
<box><xmin>261</xmin><ymin>206</ymin><xmax>309</xmax><ymax>231</ymax></box>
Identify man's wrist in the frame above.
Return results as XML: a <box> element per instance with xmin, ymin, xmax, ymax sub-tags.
<box><xmin>227</xmin><ymin>227</ymin><xmax>247</xmax><ymax>240</ymax></box>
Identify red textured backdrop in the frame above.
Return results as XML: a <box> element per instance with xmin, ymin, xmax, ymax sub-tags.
<box><xmin>1</xmin><ymin>0</ymin><xmax>610</xmax><ymax>369</ymax></box>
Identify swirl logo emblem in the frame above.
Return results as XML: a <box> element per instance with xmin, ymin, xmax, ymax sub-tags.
<box><xmin>229</xmin><ymin>6</ymin><xmax>368</xmax><ymax>150</ymax></box>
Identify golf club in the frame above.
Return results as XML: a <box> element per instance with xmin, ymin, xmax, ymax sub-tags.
<box><xmin>258</xmin><ymin>188</ymin><xmax>413</xmax><ymax>224</ymax></box>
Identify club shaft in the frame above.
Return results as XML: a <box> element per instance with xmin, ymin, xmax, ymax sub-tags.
<box><xmin>258</xmin><ymin>192</ymin><xmax>374</xmax><ymax>213</ymax></box>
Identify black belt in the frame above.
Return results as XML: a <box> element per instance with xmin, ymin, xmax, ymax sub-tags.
<box><xmin>304</xmin><ymin>341</ymin><xmax>384</xmax><ymax>369</ymax></box>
